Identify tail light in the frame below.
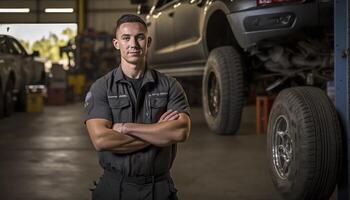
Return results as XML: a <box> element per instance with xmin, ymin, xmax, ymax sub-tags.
<box><xmin>257</xmin><ymin>0</ymin><xmax>305</xmax><ymax>6</ymax></box>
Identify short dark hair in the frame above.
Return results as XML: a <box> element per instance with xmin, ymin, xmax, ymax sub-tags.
<box><xmin>114</xmin><ymin>14</ymin><xmax>147</xmax><ymax>36</ymax></box>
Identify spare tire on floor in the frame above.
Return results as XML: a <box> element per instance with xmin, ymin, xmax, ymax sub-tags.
<box><xmin>267</xmin><ymin>86</ymin><xmax>342</xmax><ymax>200</ymax></box>
<box><xmin>202</xmin><ymin>46</ymin><xmax>245</xmax><ymax>135</ymax></box>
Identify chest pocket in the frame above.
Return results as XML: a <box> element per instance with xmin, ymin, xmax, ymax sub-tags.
<box><xmin>149</xmin><ymin>95</ymin><xmax>168</xmax><ymax>123</ymax></box>
<box><xmin>108</xmin><ymin>96</ymin><xmax>131</xmax><ymax>123</ymax></box>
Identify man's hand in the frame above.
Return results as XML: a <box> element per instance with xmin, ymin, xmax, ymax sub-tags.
<box><xmin>113</xmin><ymin>123</ymin><xmax>126</xmax><ymax>134</ymax></box>
<box><xmin>158</xmin><ymin>110</ymin><xmax>179</xmax><ymax>122</ymax></box>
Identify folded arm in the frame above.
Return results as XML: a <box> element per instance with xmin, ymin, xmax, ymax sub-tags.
<box><xmin>85</xmin><ymin>118</ymin><xmax>150</xmax><ymax>154</ymax></box>
<box><xmin>117</xmin><ymin>112</ymin><xmax>191</xmax><ymax>147</ymax></box>
<box><xmin>85</xmin><ymin>110</ymin><xmax>183</xmax><ymax>153</ymax></box>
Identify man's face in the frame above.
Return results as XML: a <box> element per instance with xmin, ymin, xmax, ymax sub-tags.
<box><xmin>113</xmin><ymin>22</ymin><xmax>151</xmax><ymax>65</ymax></box>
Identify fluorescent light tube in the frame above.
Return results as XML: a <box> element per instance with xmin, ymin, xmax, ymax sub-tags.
<box><xmin>0</xmin><ymin>8</ymin><xmax>30</xmax><ymax>13</ymax></box>
<box><xmin>45</xmin><ymin>8</ymin><xmax>74</xmax><ymax>13</ymax></box>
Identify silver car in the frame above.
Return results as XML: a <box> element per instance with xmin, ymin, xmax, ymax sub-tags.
<box><xmin>0</xmin><ymin>34</ymin><xmax>45</xmax><ymax>117</ymax></box>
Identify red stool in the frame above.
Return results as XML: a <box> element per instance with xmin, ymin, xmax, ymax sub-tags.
<box><xmin>48</xmin><ymin>88</ymin><xmax>66</xmax><ymax>105</ymax></box>
<box><xmin>256</xmin><ymin>95</ymin><xmax>274</xmax><ymax>134</ymax></box>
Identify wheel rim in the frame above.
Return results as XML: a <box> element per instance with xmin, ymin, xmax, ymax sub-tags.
<box><xmin>272</xmin><ymin>115</ymin><xmax>293</xmax><ymax>180</ymax></box>
<box><xmin>207</xmin><ymin>71</ymin><xmax>220</xmax><ymax>118</ymax></box>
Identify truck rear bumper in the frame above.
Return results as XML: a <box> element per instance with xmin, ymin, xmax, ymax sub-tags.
<box><xmin>227</xmin><ymin>2</ymin><xmax>320</xmax><ymax>49</ymax></box>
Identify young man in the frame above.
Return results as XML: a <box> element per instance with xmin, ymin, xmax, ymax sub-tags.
<box><xmin>84</xmin><ymin>14</ymin><xmax>191</xmax><ymax>200</ymax></box>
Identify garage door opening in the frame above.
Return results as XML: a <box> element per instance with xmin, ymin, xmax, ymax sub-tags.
<box><xmin>0</xmin><ymin>23</ymin><xmax>77</xmax><ymax>71</ymax></box>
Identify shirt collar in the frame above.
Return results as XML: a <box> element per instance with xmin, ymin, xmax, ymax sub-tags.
<box><xmin>114</xmin><ymin>65</ymin><xmax>155</xmax><ymax>84</ymax></box>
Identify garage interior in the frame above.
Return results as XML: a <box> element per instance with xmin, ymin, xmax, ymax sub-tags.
<box><xmin>0</xmin><ymin>0</ymin><xmax>348</xmax><ymax>200</ymax></box>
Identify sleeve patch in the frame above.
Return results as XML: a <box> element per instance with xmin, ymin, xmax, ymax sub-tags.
<box><xmin>84</xmin><ymin>91</ymin><xmax>93</xmax><ymax>113</ymax></box>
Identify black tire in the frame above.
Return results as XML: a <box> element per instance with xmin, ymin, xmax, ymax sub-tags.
<box><xmin>4</xmin><ymin>80</ymin><xmax>14</xmax><ymax>116</ymax></box>
<box><xmin>39</xmin><ymin>70</ymin><xmax>46</xmax><ymax>85</ymax></box>
<box><xmin>267</xmin><ymin>86</ymin><xmax>342</xmax><ymax>200</ymax></box>
<box><xmin>0</xmin><ymin>82</ymin><xmax>5</xmax><ymax>118</ymax></box>
<box><xmin>16</xmin><ymin>86</ymin><xmax>27</xmax><ymax>112</ymax></box>
<box><xmin>202</xmin><ymin>46</ymin><xmax>245</xmax><ymax>135</ymax></box>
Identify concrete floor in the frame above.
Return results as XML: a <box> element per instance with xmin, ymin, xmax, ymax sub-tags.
<box><xmin>0</xmin><ymin>103</ymin><xmax>284</xmax><ymax>200</ymax></box>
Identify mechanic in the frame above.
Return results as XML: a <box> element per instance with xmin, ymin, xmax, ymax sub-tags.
<box><xmin>84</xmin><ymin>14</ymin><xmax>191</xmax><ymax>200</ymax></box>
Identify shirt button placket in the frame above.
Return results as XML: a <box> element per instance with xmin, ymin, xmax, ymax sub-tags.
<box><xmin>146</xmin><ymin>94</ymin><xmax>151</xmax><ymax>122</ymax></box>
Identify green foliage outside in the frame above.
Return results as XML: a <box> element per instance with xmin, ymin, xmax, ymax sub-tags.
<box><xmin>19</xmin><ymin>27</ymin><xmax>76</xmax><ymax>62</ymax></box>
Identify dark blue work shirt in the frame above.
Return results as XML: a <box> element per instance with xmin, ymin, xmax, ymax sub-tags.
<box><xmin>84</xmin><ymin>66</ymin><xmax>190</xmax><ymax>176</ymax></box>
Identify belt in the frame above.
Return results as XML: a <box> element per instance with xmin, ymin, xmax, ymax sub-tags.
<box><xmin>104</xmin><ymin>170</ymin><xmax>170</xmax><ymax>200</ymax></box>
<box><xmin>104</xmin><ymin>170</ymin><xmax>170</xmax><ymax>185</ymax></box>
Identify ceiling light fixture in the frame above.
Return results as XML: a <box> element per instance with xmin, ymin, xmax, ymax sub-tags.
<box><xmin>44</xmin><ymin>8</ymin><xmax>74</xmax><ymax>13</ymax></box>
<box><xmin>0</xmin><ymin>8</ymin><xmax>30</xmax><ymax>13</ymax></box>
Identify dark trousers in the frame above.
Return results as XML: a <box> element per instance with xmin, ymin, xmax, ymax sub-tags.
<box><xmin>91</xmin><ymin>170</ymin><xmax>178</xmax><ymax>200</ymax></box>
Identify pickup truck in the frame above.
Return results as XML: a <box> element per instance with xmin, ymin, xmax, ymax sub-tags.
<box><xmin>0</xmin><ymin>34</ymin><xmax>45</xmax><ymax>117</ymax></box>
<box><xmin>140</xmin><ymin>0</ymin><xmax>336</xmax><ymax>200</ymax></box>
